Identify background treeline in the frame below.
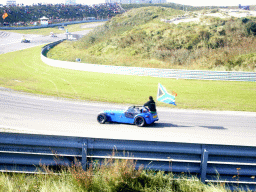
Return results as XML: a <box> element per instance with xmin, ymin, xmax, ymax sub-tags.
<box><xmin>0</xmin><ymin>3</ymin><xmax>123</xmax><ymax>25</ymax></box>
<box><xmin>122</xmin><ymin>3</ymin><xmax>206</xmax><ymax>11</ymax></box>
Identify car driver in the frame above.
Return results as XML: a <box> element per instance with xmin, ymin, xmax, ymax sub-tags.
<box><xmin>144</xmin><ymin>96</ymin><xmax>156</xmax><ymax>113</ymax></box>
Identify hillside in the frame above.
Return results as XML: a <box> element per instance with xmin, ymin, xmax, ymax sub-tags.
<box><xmin>47</xmin><ymin>7</ymin><xmax>256</xmax><ymax>72</ymax></box>
<box><xmin>121</xmin><ymin>3</ymin><xmax>201</xmax><ymax>12</ymax></box>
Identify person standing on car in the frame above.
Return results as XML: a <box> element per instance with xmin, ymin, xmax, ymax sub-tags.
<box><xmin>144</xmin><ymin>96</ymin><xmax>156</xmax><ymax>113</ymax></box>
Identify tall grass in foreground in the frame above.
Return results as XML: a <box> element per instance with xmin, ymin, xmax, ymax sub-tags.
<box><xmin>0</xmin><ymin>157</ymin><xmax>240</xmax><ymax>192</ymax></box>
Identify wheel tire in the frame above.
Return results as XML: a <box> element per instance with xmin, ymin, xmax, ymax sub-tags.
<box><xmin>134</xmin><ymin>116</ymin><xmax>146</xmax><ymax>127</ymax></box>
<box><xmin>97</xmin><ymin>113</ymin><xmax>107</xmax><ymax>124</ymax></box>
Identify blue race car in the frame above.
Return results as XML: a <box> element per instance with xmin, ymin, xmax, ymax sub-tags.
<box><xmin>97</xmin><ymin>105</ymin><xmax>158</xmax><ymax>127</ymax></box>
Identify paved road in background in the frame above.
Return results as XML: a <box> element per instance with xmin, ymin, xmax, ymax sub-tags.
<box><xmin>1</xmin><ymin>88</ymin><xmax>256</xmax><ymax>147</ymax></box>
<box><xmin>0</xmin><ymin>29</ymin><xmax>91</xmax><ymax>54</ymax></box>
<box><xmin>0</xmin><ymin>22</ymin><xmax>104</xmax><ymax>55</ymax></box>
<box><xmin>0</xmin><ymin>25</ymin><xmax>256</xmax><ymax>147</ymax></box>
<box><xmin>0</xmin><ymin>31</ymin><xmax>61</xmax><ymax>54</ymax></box>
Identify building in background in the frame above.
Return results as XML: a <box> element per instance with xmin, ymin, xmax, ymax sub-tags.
<box><xmin>239</xmin><ymin>4</ymin><xmax>250</xmax><ymax>10</ymax></box>
<box><xmin>40</xmin><ymin>16</ymin><xmax>49</xmax><ymax>25</ymax></box>
<box><xmin>65</xmin><ymin>0</ymin><xmax>76</xmax><ymax>5</ymax></box>
<box><xmin>6</xmin><ymin>0</ymin><xmax>16</xmax><ymax>6</ymax></box>
<box><xmin>105</xmin><ymin>0</ymin><xmax>166</xmax><ymax>4</ymax></box>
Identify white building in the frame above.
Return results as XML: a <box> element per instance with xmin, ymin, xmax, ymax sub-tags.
<box><xmin>6</xmin><ymin>0</ymin><xmax>16</xmax><ymax>6</ymax></box>
<box><xmin>40</xmin><ymin>16</ymin><xmax>49</xmax><ymax>25</ymax></box>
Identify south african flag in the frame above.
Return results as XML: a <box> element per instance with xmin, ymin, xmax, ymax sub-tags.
<box><xmin>157</xmin><ymin>83</ymin><xmax>177</xmax><ymax>106</ymax></box>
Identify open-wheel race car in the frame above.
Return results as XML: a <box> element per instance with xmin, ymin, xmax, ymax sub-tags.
<box><xmin>97</xmin><ymin>106</ymin><xmax>158</xmax><ymax>127</ymax></box>
<box><xmin>21</xmin><ymin>39</ymin><xmax>30</xmax><ymax>43</ymax></box>
<box><xmin>50</xmin><ymin>32</ymin><xmax>57</xmax><ymax>37</ymax></box>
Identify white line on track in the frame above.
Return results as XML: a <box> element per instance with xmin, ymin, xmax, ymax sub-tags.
<box><xmin>0</xmin><ymin>41</ymin><xmax>21</xmax><ymax>45</ymax></box>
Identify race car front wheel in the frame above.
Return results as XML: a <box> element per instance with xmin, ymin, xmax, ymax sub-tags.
<box><xmin>97</xmin><ymin>113</ymin><xmax>107</xmax><ymax>124</ymax></box>
<box><xmin>134</xmin><ymin>116</ymin><xmax>145</xmax><ymax>127</ymax></box>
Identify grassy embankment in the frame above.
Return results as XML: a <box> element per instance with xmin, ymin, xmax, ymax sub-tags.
<box><xmin>0</xmin><ymin>46</ymin><xmax>255</xmax><ymax>112</ymax></box>
<box><xmin>47</xmin><ymin>7</ymin><xmax>256</xmax><ymax>72</ymax></box>
<box><xmin>0</xmin><ymin>157</ymin><xmax>238</xmax><ymax>192</ymax></box>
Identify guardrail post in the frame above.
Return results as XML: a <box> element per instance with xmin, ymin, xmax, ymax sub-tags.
<box><xmin>82</xmin><ymin>141</ymin><xmax>88</xmax><ymax>171</ymax></box>
<box><xmin>200</xmin><ymin>146</ymin><xmax>209</xmax><ymax>183</ymax></box>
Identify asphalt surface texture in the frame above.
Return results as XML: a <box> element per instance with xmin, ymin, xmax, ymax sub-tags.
<box><xmin>0</xmin><ymin>25</ymin><xmax>256</xmax><ymax>147</ymax></box>
<box><xmin>1</xmin><ymin>87</ymin><xmax>256</xmax><ymax>147</ymax></box>
<box><xmin>0</xmin><ymin>27</ymin><xmax>92</xmax><ymax>54</ymax></box>
<box><xmin>0</xmin><ymin>31</ymin><xmax>61</xmax><ymax>54</ymax></box>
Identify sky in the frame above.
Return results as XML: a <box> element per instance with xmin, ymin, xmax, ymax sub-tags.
<box><xmin>0</xmin><ymin>0</ymin><xmax>255</xmax><ymax>6</ymax></box>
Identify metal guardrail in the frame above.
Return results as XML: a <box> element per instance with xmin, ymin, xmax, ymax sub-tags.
<box><xmin>0</xmin><ymin>20</ymin><xmax>108</xmax><ymax>30</ymax></box>
<box><xmin>0</xmin><ymin>132</ymin><xmax>255</xmax><ymax>191</ymax></box>
<box><xmin>41</xmin><ymin>41</ymin><xmax>256</xmax><ymax>82</ymax></box>
<box><xmin>41</xmin><ymin>40</ymin><xmax>65</xmax><ymax>56</ymax></box>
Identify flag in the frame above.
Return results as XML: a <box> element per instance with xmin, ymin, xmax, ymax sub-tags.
<box><xmin>157</xmin><ymin>83</ymin><xmax>177</xmax><ymax>105</ymax></box>
<box><xmin>2</xmin><ymin>13</ymin><xmax>8</xmax><ymax>20</ymax></box>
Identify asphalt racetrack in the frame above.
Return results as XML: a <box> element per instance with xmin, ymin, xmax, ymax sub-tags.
<box><xmin>0</xmin><ymin>28</ymin><xmax>256</xmax><ymax>147</ymax></box>
<box><xmin>0</xmin><ymin>29</ymin><xmax>91</xmax><ymax>54</ymax></box>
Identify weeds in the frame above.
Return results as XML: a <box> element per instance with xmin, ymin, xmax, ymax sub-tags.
<box><xmin>0</xmin><ymin>155</ymin><xmax>241</xmax><ymax>192</ymax></box>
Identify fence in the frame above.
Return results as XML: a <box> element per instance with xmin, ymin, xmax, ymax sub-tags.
<box><xmin>0</xmin><ymin>132</ymin><xmax>255</xmax><ymax>191</ymax></box>
<box><xmin>41</xmin><ymin>41</ymin><xmax>256</xmax><ymax>82</ymax></box>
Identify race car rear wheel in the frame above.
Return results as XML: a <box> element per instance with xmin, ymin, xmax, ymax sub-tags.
<box><xmin>97</xmin><ymin>113</ymin><xmax>107</xmax><ymax>124</ymax></box>
<box><xmin>134</xmin><ymin>116</ymin><xmax>145</xmax><ymax>127</ymax></box>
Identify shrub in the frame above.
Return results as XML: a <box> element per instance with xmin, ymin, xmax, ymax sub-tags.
<box><xmin>208</xmin><ymin>36</ymin><xmax>226</xmax><ymax>49</ymax></box>
<box><xmin>232</xmin><ymin>53</ymin><xmax>256</xmax><ymax>70</ymax></box>
<box><xmin>242</xmin><ymin>17</ymin><xmax>250</xmax><ymax>24</ymax></box>
<box><xmin>152</xmin><ymin>50</ymin><xmax>172</xmax><ymax>60</ymax></box>
<box><xmin>198</xmin><ymin>30</ymin><xmax>211</xmax><ymax>41</ymax></box>
<box><xmin>246</xmin><ymin>21</ymin><xmax>256</xmax><ymax>36</ymax></box>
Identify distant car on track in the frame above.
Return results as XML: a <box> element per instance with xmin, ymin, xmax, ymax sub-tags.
<box><xmin>97</xmin><ymin>105</ymin><xmax>158</xmax><ymax>127</ymax></box>
<box><xmin>21</xmin><ymin>39</ymin><xmax>30</xmax><ymax>43</ymax></box>
<box><xmin>50</xmin><ymin>32</ymin><xmax>57</xmax><ymax>37</ymax></box>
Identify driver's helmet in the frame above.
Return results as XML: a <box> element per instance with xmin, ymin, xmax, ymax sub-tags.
<box><xmin>142</xmin><ymin>107</ymin><xmax>148</xmax><ymax>113</ymax></box>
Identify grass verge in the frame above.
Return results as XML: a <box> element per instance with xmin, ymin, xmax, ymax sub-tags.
<box><xmin>0</xmin><ymin>45</ymin><xmax>255</xmax><ymax>112</ymax></box>
<box><xmin>0</xmin><ymin>157</ymin><xmax>237</xmax><ymax>192</ymax></box>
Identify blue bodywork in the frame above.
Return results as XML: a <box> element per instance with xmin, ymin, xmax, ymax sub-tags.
<box><xmin>97</xmin><ymin>106</ymin><xmax>158</xmax><ymax>126</ymax></box>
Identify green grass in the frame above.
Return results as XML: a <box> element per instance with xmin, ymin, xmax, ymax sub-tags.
<box><xmin>1</xmin><ymin>22</ymin><xmax>104</xmax><ymax>36</ymax></box>
<box><xmin>0</xmin><ymin>45</ymin><xmax>255</xmax><ymax>112</ymax></box>
<box><xmin>0</xmin><ymin>157</ymin><xmax>235</xmax><ymax>192</ymax></box>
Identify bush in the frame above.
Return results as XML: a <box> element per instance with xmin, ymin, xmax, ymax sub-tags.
<box><xmin>208</xmin><ymin>36</ymin><xmax>226</xmax><ymax>49</ymax></box>
<box><xmin>232</xmin><ymin>53</ymin><xmax>256</xmax><ymax>70</ymax></box>
<box><xmin>152</xmin><ymin>50</ymin><xmax>172</xmax><ymax>60</ymax></box>
<box><xmin>246</xmin><ymin>21</ymin><xmax>256</xmax><ymax>36</ymax></box>
<box><xmin>198</xmin><ymin>30</ymin><xmax>211</xmax><ymax>41</ymax></box>
<box><xmin>242</xmin><ymin>18</ymin><xmax>250</xmax><ymax>24</ymax></box>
